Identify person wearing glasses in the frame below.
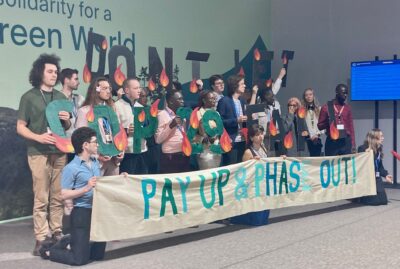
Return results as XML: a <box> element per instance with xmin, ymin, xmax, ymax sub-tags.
<box><xmin>209</xmin><ymin>74</ymin><xmax>225</xmax><ymax>105</ymax></box>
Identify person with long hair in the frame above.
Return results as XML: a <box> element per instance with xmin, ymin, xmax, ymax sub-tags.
<box><xmin>75</xmin><ymin>77</ymin><xmax>123</xmax><ymax>176</ymax></box>
<box><xmin>242</xmin><ymin>124</ymin><xmax>268</xmax><ymax>161</ymax></box>
<box><xmin>358</xmin><ymin>129</ymin><xmax>393</xmax><ymax>205</ymax></box>
<box><xmin>302</xmin><ymin>88</ymin><xmax>324</xmax><ymax>156</ymax></box>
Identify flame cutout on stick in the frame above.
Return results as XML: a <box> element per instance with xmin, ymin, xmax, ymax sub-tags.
<box><xmin>220</xmin><ymin>129</ymin><xmax>232</xmax><ymax>152</ymax></box>
<box><xmin>189</xmin><ymin>79</ymin><xmax>198</xmax><ymax>93</ymax></box>
<box><xmin>83</xmin><ymin>63</ymin><xmax>91</xmax><ymax>83</ymax></box>
<box><xmin>114</xmin><ymin>124</ymin><xmax>128</xmax><ymax>151</ymax></box>
<box><xmin>297</xmin><ymin>106</ymin><xmax>306</xmax><ymax>119</ymax></box>
<box><xmin>238</xmin><ymin>66</ymin><xmax>245</xmax><ymax>76</ymax></box>
<box><xmin>330</xmin><ymin>121</ymin><xmax>339</xmax><ymax>140</ymax></box>
<box><xmin>159</xmin><ymin>68</ymin><xmax>169</xmax><ymax>87</ymax></box>
<box><xmin>114</xmin><ymin>64</ymin><xmax>126</xmax><ymax>87</ymax></box>
<box><xmin>52</xmin><ymin>133</ymin><xmax>74</xmax><ymax>153</ymax></box>
<box><xmin>241</xmin><ymin>127</ymin><xmax>248</xmax><ymax>143</ymax></box>
<box><xmin>391</xmin><ymin>150</ymin><xmax>400</xmax><ymax>161</ymax></box>
<box><xmin>101</xmin><ymin>39</ymin><xmax>108</xmax><ymax>50</ymax></box>
<box><xmin>265</xmin><ymin>78</ymin><xmax>272</xmax><ymax>88</ymax></box>
<box><xmin>284</xmin><ymin>131</ymin><xmax>293</xmax><ymax>149</ymax></box>
<box><xmin>282</xmin><ymin>54</ymin><xmax>288</xmax><ymax>65</ymax></box>
<box><xmin>182</xmin><ymin>132</ymin><xmax>192</xmax><ymax>156</ymax></box>
<box><xmin>148</xmin><ymin>77</ymin><xmax>156</xmax><ymax>91</ymax></box>
<box><xmin>254</xmin><ymin>48</ymin><xmax>261</xmax><ymax>61</ymax></box>
<box><xmin>190</xmin><ymin>107</ymin><xmax>200</xmax><ymax>129</ymax></box>
<box><xmin>269</xmin><ymin>116</ymin><xmax>277</xmax><ymax>136</ymax></box>
<box><xmin>150</xmin><ymin>99</ymin><xmax>160</xmax><ymax>117</ymax></box>
<box><xmin>86</xmin><ymin>106</ymin><xmax>94</xmax><ymax>122</ymax></box>
<box><xmin>138</xmin><ymin>110</ymin><xmax>146</xmax><ymax>123</ymax></box>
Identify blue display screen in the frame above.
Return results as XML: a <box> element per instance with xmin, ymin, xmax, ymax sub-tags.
<box><xmin>351</xmin><ymin>60</ymin><xmax>400</xmax><ymax>101</ymax></box>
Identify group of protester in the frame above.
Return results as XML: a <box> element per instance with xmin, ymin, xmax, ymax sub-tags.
<box><xmin>16</xmin><ymin>54</ymin><xmax>394</xmax><ymax>265</ymax></box>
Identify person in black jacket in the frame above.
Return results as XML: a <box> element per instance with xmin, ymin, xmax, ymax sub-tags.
<box><xmin>358</xmin><ymin>128</ymin><xmax>393</xmax><ymax>205</ymax></box>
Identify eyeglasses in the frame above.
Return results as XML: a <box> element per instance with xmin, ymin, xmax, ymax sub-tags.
<box><xmin>214</xmin><ymin>82</ymin><xmax>224</xmax><ymax>86</ymax></box>
<box><xmin>288</xmin><ymin>104</ymin><xmax>297</xmax><ymax>107</ymax></box>
<box><xmin>88</xmin><ymin>140</ymin><xmax>98</xmax><ymax>145</ymax></box>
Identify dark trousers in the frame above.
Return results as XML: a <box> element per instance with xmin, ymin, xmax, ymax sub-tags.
<box><xmin>145</xmin><ymin>144</ymin><xmax>161</xmax><ymax>174</ymax></box>
<box><xmin>120</xmin><ymin>152</ymin><xmax>148</xmax><ymax>175</ymax></box>
<box><xmin>50</xmin><ymin>207</ymin><xmax>106</xmax><ymax>266</ymax></box>
<box><xmin>159</xmin><ymin>152</ymin><xmax>191</xmax><ymax>173</ymax></box>
<box><xmin>221</xmin><ymin>141</ymin><xmax>246</xmax><ymax>166</ymax></box>
<box><xmin>325</xmin><ymin>135</ymin><xmax>352</xmax><ymax>156</ymax></box>
<box><xmin>306</xmin><ymin>138</ymin><xmax>323</xmax><ymax>156</ymax></box>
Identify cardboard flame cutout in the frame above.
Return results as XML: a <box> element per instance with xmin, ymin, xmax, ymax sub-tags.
<box><xmin>238</xmin><ymin>66</ymin><xmax>245</xmax><ymax>76</ymax></box>
<box><xmin>265</xmin><ymin>78</ymin><xmax>272</xmax><ymax>88</ymax></box>
<box><xmin>150</xmin><ymin>99</ymin><xmax>160</xmax><ymax>117</ymax></box>
<box><xmin>330</xmin><ymin>121</ymin><xmax>339</xmax><ymax>140</ymax></box>
<box><xmin>138</xmin><ymin>110</ymin><xmax>146</xmax><ymax>123</ymax></box>
<box><xmin>114</xmin><ymin>64</ymin><xmax>126</xmax><ymax>87</ymax></box>
<box><xmin>391</xmin><ymin>150</ymin><xmax>400</xmax><ymax>161</ymax></box>
<box><xmin>220</xmin><ymin>129</ymin><xmax>232</xmax><ymax>152</ymax></box>
<box><xmin>159</xmin><ymin>68</ymin><xmax>169</xmax><ymax>87</ymax></box>
<box><xmin>83</xmin><ymin>63</ymin><xmax>92</xmax><ymax>83</ymax></box>
<box><xmin>53</xmin><ymin>133</ymin><xmax>74</xmax><ymax>153</ymax></box>
<box><xmin>148</xmin><ymin>77</ymin><xmax>156</xmax><ymax>91</ymax></box>
<box><xmin>182</xmin><ymin>132</ymin><xmax>192</xmax><ymax>156</ymax></box>
<box><xmin>86</xmin><ymin>106</ymin><xmax>95</xmax><ymax>122</ymax></box>
<box><xmin>284</xmin><ymin>131</ymin><xmax>293</xmax><ymax>149</ymax></box>
<box><xmin>269</xmin><ymin>116</ymin><xmax>277</xmax><ymax>136</ymax></box>
<box><xmin>190</xmin><ymin>107</ymin><xmax>200</xmax><ymax>129</ymax></box>
<box><xmin>101</xmin><ymin>39</ymin><xmax>108</xmax><ymax>50</ymax></box>
<box><xmin>189</xmin><ymin>79</ymin><xmax>198</xmax><ymax>93</ymax></box>
<box><xmin>282</xmin><ymin>54</ymin><xmax>288</xmax><ymax>65</ymax></box>
<box><xmin>114</xmin><ymin>124</ymin><xmax>128</xmax><ymax>151</ymax></box>
<box><xmin>297</xmin><ymin>106</ymin><xmax>306</xmax><ymax>119</ymax></box>
<box><xmin>254</xmin><ymin>48</ymin><xmax>261</xmax><ymax>61</ymax></box>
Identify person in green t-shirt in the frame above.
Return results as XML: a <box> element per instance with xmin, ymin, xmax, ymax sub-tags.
<box><xmin>16</xmin><ymin>54</ymin><xmax>72</xmax><ymax>256</ymax></box>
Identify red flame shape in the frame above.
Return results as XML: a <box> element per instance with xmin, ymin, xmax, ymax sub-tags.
<box><xmin>330</xmin><ymin>121</ymin><xmax>339</xmax><ymax>140</ymax></box>
<box><xmin>159</xmin><ymin>68</ymin><xmax>169</xmax><ymax>88</ymax></box>
<box><xmin>101</xmin><ymin>39</ymin><xmax>108</xmax><ymax>50</ymax></box>
<box><xmin>284</xmin><ymin>131</ymin><xmax>293</xmax><ymax>149</ymax></box>
<box><xmin>150</xmin><ymin>99</ymin><xmax>160</xmax><ymax>117</ymax></box>
<box><xmin>297</xmin><ymin>106</ymin><xmax>306</xmax><ymax>119</ymax></box>
<box><xmin>86</xmin><ymin>106</ymin><xmax>94</xmax><ymax>122</ymax></box>
<box><xmin>114</xmin><ymin>124</ymin><xmax>128</xmax><ymax>151</ymax></box>
<box><xmin>265</xmin><ymin>78</ymin><xmax>272</xmax><ymax>88</ymax></box>
<box><xmin>52</xmin><ymin>133</ymin><xmax>74</xmax><ymax>153</ymax></box>
<box><xmin>138</xmin><ymin>110</ymin><xmax>146</xmax><ymax>123</ymax></box>
<box><xmin>83</xmin><ymin>63</ymin><xmax>92</xmax><ymax>83</ymax></box>
<box><xmin>269</xmin><ymin>116</ymin><xmax>277</xmax><ymax>136</ymax></box>
<box><xmin>182</xmin><ymin>132</ymin><xmax>192</xmax><ymax>157</ymax></box>
<box><xmin>189</xmin><ymin>79</ymin><xmax>198</xmax><ymax>94</ymax></box>
<box><xmin>282</xmin><ymin>54</ymin><xmax>288</xmax><ymax>65</ymax></box>
<box><xmin>148</xmin><ymin>77</ymin><xmax>156</xmax><ymax>91</ymax></box>
<box><xmin>114</xmin><ymin>64</ymin><xmax>126</xmax><ymax>87</ymax></box>
<box><xmin>238</xmin><ymin>66</ymin><xmax>245</xmax><ymax>76</ymax></box>
<box><xmin>241</xmin><ymin>127</ymin><xmax>248</xmax><ymax>143</ymax></box>
<box><xmin>391</xmin><ymin>150</ymin><xmax>400</xmax><ymax>161</ymax></box>
<box><xmin>254</xmin><ymin>48</ymin><xmax>261</xmax><ymax>61</ymax></box>
<box><xmin>220</xmin><ymin>129</ymin><xmax>232</xmax><ymax>152</ymax></box>
<box><xmin>190</xmin><ymin>107</ymin><xmax>200</xmax><ymax>129</ymax></box>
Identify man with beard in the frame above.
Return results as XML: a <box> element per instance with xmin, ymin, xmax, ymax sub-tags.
<box><xmin>318</xmin><ymin>84</ymin><xmax>355</xmax><ymax>156</ymax></box>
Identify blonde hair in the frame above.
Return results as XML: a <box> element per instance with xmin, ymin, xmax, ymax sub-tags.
<box><xmin>301</xmin><ymin>88</ymin><xmax>321</xmax><ymax>117</ymax></box>
<box><xmin>363</xmin><ymin>128</ymin><xmax>383</xmax><ymax>157</ymax></box>
<box><xmin>287</xmin><ymin>97</ymin><xmax>301</xmax><ymax>108</ymax></box>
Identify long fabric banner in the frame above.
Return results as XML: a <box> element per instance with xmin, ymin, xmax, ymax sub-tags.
<box><xmin>91</xmin><ymin>152</ymin><xmax>376</xmax><ymax>241</ymax></box>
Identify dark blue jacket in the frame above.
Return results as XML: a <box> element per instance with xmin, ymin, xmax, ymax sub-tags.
<box><xmin>217</xmin><ymin>96</ymin><xmax>246</xmax><ymax>141</ymax></box>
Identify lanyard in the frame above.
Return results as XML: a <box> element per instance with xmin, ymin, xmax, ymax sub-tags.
<box><xmin>333</xmin><ymin>104</ymin><xmax>345</xmax><ymax>122</ymax></box>
<box><xmin>375</xmin><ymin>153</ymin><xmax>381</xmax><ymax>170</ymax></box>
<box><xmin>40</xmin><ymin>89</ymin><xmax>54</xmax><ymax>106</ymax></box>
<box><xmin>165</xmin><ymin>108</ymin><xmax>185</xmax><ymax>134</ymax></box>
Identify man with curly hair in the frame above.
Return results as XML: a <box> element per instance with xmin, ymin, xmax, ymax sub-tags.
<box><xmin>17</xmin><ymin>54</ymin><xmax>71</xmax><ymax>256</ymax></box>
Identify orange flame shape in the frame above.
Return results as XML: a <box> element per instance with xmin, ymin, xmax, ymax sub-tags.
<box><xmin>189</xmin><ymin>79</ymin><xmax>198</xmax><ymax>93</ymax></box>
<box><xmin>114</xmin><ymin>124</ymin><xmax>128</xmax><ymax>151</ymax></box>
<box><xmin>238</xmin><ymin>66</ymin><xmax>245</xmax><ymax>76</ymax></box>
<box><xmin>101</xmin><ymin>39</ymin><xmax>108</xmax><ymax>50</ymax></box>
<box><xmin>148</xmin><ymin>77</ymin><xmax>156</xmax><ymax>91</ymax></box>
<box><xmin>150</xmin><ymin>99</ymin><xmax>160</xmax><ymax>117</ymax></box>
<box><xmin>220</xmin><ymin>129</ymin><xmax>232</xmax><ymax>152</ymax></box>
<box><xmin>330</xmin><ymin>121</ymin><xmax>339</xmax><ymax>140</ymax></box>
<box><xmin>265</xmin><ymin>78</ymin><xmax>272</xmax><ymax>88</ymax></box>
<box><xmin>269</xmin><ymin>116</ymin><xmax>277</xmax><ymax>136</ymax></box>
<box><xmin>52</xmin><ymin>133</ymin><xmax>74</xmax><ymax>153</ymax></box>
<box><xmin>284</xmin><ymin>131</ymin><xmax>293</xmax><ymax>149</ymax></box>
<box><xmin>86</xmin><ymin>106</ymin><xmax>95</xmax><ymax>122</ymax></box>
<box><xmin>190</xmin><ymin>107</ymin><xmax>200</xmax><ymax>129</ymax></box>
<box><xmin>83</xmin><ymin>63</ymin><xmax>92</xmax><ymax>83</ymax></box>
<box><xmin>282</xmin><ymin>54</ymin><xmax>288</xmax><ymax>65</ymax></box>
<box><xmin>241</xmin><ymin>127</ymin><xmax>248</xmax><ymax>143</ymax></box>
<box><xmin>254</xmin><ymin>48</ymin><xmax>261</xmax><ymax>61</ymax></box>
<box><xmin>182</xmin><ymin>132</ymin><xmax>192</xmax><ymax>156</ymax></box>
<box><xmin>114</xmin><ymin>64</ymin><xmax>126</xmax><ymax>87</ymax></box>
<box><xmin>297</xmin><ymin>106</ymin><xmax>306</xmax><ymax>118</ymax></box>
<box><xmin>159</xmin><ymin>68</ymin><xmax>169</xmax><ymax>88</ymax></box>
<box><xmin>138</xmin><ymin>110</ymin><xmax>146</xmax><ymax>123</ymax></box>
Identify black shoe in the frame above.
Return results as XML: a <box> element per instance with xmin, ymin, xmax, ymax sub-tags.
<box><xmin>38</xmin><ymin>246</ymin><xmax>50</xmax><ymax>260</ymax></box>
<box><xmin>52</xmin><ymin>234</ymin><xmax>71</xmax><ymax>249</ymax></box>
<box><xmin>52</xmin><ymin>231</ymin><xmax>64</xmax><ymax>242</ymax></box>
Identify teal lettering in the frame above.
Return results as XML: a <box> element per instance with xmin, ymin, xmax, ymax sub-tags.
<box><xmin>342</xmin><ymin>157</ymin><xmax>351</xmax><ymax>184</ymax></box>
<box><xmin>279</xmin><ymin>161</ymin><xmax>289</xmax><ymax>194</ymax></box>
<box><xmin>320</xmin><ymin>160</ymin><xmax>330</xmax><ymax>188</ymax></box>
<box><xmin>352</xmin><ymin>156</ymin><xmax>357</xmax><ymax>183</ymax></box>
<box><xmin>176</xmin><ymin>176</ymin><xmax>191</xmax><ymax>213</ymax></box>
<box><xmin>254</xmin><ymin>163</ymin><xmax>265</xmax><ymax>197</ymax></box>
<box><xmin>331</xmin><ymin>159</ymin><xmax>340</xmax><ymax>187</ymax></box>
<box><xmin>234</xmin><ymin>167</ymin><xmax>248</xmax><ymax>200</ymax></box>
<box><xmin>217</xmin><ymin>169</ymin><xmax>230</xmax><ymax>206</ymax></box>
<box><xmin>289</xmin><ymin>161</ymin><xmax>301</xmax><ymax>192</ymax></box>
<box><xmin>160</xmin><ymin>178</ymin><xmax>178</xmax><ymax>217</ymax></box>
<box><xmin>199</xmin><ymin>173</ymin><xmax>217</xmax><ymax>208</ymax></box>
<box><xmin>141</xmin><ymin>179</ymin><xmax>156</xmax><ymax>219</ymax></box>
<box><xmin>266</xmin><ymin>162</ymin><xmax>277</xmax><ymax>196</ymax></box>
